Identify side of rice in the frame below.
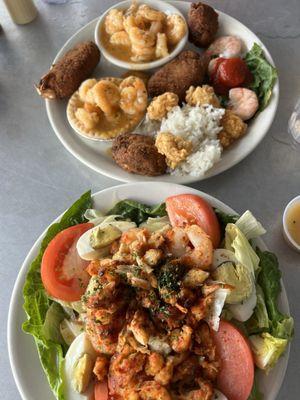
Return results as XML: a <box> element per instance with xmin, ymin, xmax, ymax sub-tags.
<box><xmin>160</xmin><ymin>104</ymin><xmax>225</xmax><ymax>176</ymax></box>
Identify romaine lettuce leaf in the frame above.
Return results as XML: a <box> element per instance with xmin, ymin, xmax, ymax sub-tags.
<box><xmin>236</xmin><ymin>210</ymin><xmax>266</xmax><ymax>240</ymax></box>
<box><xmin>246</xmin><ymin>284</ymin><xmax>269</xmax><ymax>335</ymax></box>
<box><xmin>22</xmin><ymin>190</ymin><xmax>92</xmax><ymax>400</ymax></box>
<box><xmin>214</xmin><ymin>209</ymin><xmax>238</xmax><ymax>239</ymax></box>
<box><xmin>248</xmin><ymin>375</ymin><xmax>263</xmax><ymax>400</ymax></box>
<box><xmin>244</xmin><ymin>43</ymin><xmax>277</xmax><ymax>111</ymax></box>
<box><xmin>225</xmin><ymin>223</ymin><xmax>260</xmax><ymax>277</ymax></box>
<box><xmin>256</xmin><ymin>249</ymin><xmax>294</xmax><ymax>340</ymax></box>
<box><xmin>107</xmin><ymin>199</ymin><xmax>166</xmax><ymax>225</ymax></box>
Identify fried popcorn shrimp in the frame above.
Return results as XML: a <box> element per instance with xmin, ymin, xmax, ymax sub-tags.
<box><xmin>155</xmin><ymin>132</ymin><xmax>193</xmax><ymax>169</ymax></box>
<box><xmin>147</xmin><ymin>92</ymin><xmax>179</xmax><ymax>121</ymax></box>
<box><xmin>146</xmin><ymin>352</ymin><xmax>165</xmax><ymax>376</ymax></box>
<box><xmin>170</xmin><ymin>325</ymin><xmax>193</xmax><ymax>353</ymax></box>
<box><xmin>186</xmin><ymin>85</ymin><xmax>220</xmax><ymax>108</ymax></box>
<box><xmin>219</xmin><ymin>109</ymin><xmax>247</xmax><ymax>148</ymax></box>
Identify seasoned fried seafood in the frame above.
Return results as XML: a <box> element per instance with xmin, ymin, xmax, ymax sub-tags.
<box><xmin>155</xmin><ymin>132</ymin><xmax>193</xmax><ymax>169</ymax></box>
<box><xmin>36</xmin><ymin>41</ymin><xmax>100</xmax><ymax>99</ymax></box>
<box><xmin>112</xmin><ymin>132</ymin><xmax>167</xmax><ymax>176</ymax></box>
<box><xmin>67</xmin><ymin>76</ymin><xmax>147</xmax><ymax>140</ymax></box>
<box><xmin>79</xmin><ymin>217</ymin><xmax>222</xmax><ymax>400</ymax></box>
<box><xmin>147</xmin><ymin>93</ymin><xmax>179</xmax><ymax>121</ymax></box>
<box><xmin>186</xmin><ymin>85</ymin><xmax>220</xmax><ymax>108</ymax></box>
<box><xmin>218</xmin><ymin>110</ymin><xmax>248</xmax><ymax>148</ymax></box>
<box><xmin>148</xmin><ymin>51</ymin><xmax>206</xmax><ymax>101</ymax></box>
<box><xmin>101</xmin><ymin>4</ymin><xmax>187</xmax><ymax>63</ymax></box>
<box><xmin>188</xmin><ymin>2</ymin><xmax>219</xmax><ymax>48</ymax></box>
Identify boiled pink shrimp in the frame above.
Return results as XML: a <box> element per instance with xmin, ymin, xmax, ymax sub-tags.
<box><xmin>206</xmin><ymin>35</ymin><xmax>243</xmax><ymax>58</ymax></box>
<box><xmin>228</xmin><ymin>88</ymin><xmax>259</xmax><ymax>120</ymax></box>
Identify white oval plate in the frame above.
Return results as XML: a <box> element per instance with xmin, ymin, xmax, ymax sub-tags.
<box><xmin>46</xmin><ymin>1</ymin><xmax>279</xmax><ymax>184</ymax></box>
<box><xmin>8</xmin><ymin>182</ymin><xmax>289</xmax><ymax>400</ymax></box>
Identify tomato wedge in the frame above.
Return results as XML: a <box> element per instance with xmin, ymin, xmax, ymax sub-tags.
<box><xmin>94</xmin><ymin>381</ymin><xmax>109</xmax><ymax>400</ymax></box>
<box><xmin>166</xmin><ymin>194</ymin><xmax>221</xmax><ymax>247</ymax></box>
<box><xmin>41</xmin><ymin>223</ymin><xmax>93</xmax><ymax>301</ymax></box>
<box><xmin>212</xmin><ymin>320</ymin><xmax>254</xmax><ymax>400</ymax></box>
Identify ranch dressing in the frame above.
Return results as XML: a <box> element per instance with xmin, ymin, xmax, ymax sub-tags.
<box><xmin>4</xmin><ymin>0</ymin><xmax>37</xmax><ymax>25</ymax></box>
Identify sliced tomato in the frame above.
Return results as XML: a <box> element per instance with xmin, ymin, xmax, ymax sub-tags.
<box><xmin>212</xmin><ymin>320</ymin><xmax>254</xmax><ymax>400</ymax></box>
<box><xmin>94</xmin><ymin>381</ymin><xmax>109</xmax><ymax>400</ymax></box>
<box><xmin>166</xmin><ymin>194</ymin><xmax>221</xmax><ymax>247</ymax></box>
<box><xmin>41</xmin><ymin>223</ymin><xmax>93</xmax><ymax>301</ymax></box>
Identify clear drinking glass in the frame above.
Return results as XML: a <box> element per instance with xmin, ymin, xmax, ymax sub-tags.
<box><xmin>288</xmin><ymin>99</ymin><xmax>300</xmax><ymax>148</ymax></box>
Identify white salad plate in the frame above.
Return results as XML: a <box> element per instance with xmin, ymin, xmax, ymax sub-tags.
<box><xmin>45</xmin><ymin>1</ymin><xmax>279</xmax><ymax>184</ymax></box>
<box><xmin>8</xmin><ymin>182</ymin><xmax>289</xmax><ymax>400</ymax></box>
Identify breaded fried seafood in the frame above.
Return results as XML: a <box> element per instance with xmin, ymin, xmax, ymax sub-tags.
<box><xmin>147</xmin><ymin>51</ymin><xmax>206</xmax><ymax>102</ymax></box>
<box><xmin>36</xmin><ymin>41</ymin><xmax>100</xmax><ymax>99</ymax></box>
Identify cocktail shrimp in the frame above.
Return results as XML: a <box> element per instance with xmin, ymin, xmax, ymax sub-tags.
<box><xmin>228</xmin><ymin>88</ymin><xmax>259</xmax><ymax>120</ymax></box>
<box><xmin>120</xmin><ymin>76</ymin><xmax>148</xmax><ymax>115</ymax></box>
<box><xmin>206</xmin><ymin>35</ymin><xmax>243</xmax><ymax>58</ymax></box>
<box><xmin>165</xmin><ymin>14</ymin><xmax>187</xmax><ymax>46</ymax></box>
<box><xmin>92</xmin><ymin>80</ymin><xmax>120</xmax><ymax>115</ymax></box>
<box><xmin>105</xmin><ymin>9</ymin><xmax>124</xmax><ymax>35</ymax></box>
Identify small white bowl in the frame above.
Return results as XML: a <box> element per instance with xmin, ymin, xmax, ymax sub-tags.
<box><xmin>94</xmin><ymin>0</ymin><xmax>188</xmax><ymax>71</ymax></box>
<box><xmin>283</xmin><ymin>195</ymin><xmax>300</xmax><ymax>252</ymax></box>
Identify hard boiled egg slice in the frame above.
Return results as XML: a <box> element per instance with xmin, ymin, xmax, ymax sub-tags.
<box><xmin>63</xmin><ymin>333</ymin><xmax>97</xmax><ymax>400</ymax></box>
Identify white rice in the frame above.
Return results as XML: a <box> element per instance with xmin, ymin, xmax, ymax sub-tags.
<box><xmin>160</xmin><ymin>104</ymin><xmax>225</xmax><ymax>176</ymax></box>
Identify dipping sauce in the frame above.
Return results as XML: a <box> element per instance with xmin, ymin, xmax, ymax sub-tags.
<box><xmin>100</xmin><ymin>4</ymin><xmax>186</xmax><ymax>63</ymax></box>
<box><xmin>286</xmin><ymin>201</ymin><xmax>300</xmax><ymax>245</ymax></box>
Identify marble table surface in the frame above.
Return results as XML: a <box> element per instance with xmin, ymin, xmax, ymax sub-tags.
<box><xmin>0</xmin><ymin>0</ymin><xmax>299</xmax><ymax>399</ymax></box>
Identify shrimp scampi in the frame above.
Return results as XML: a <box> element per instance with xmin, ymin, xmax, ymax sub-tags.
<box><xmin>165</xmin><ymin>14</ymin><xmax>187</xmax><ymax>46</ymax></box>
<box><xmin>92</xmin><ymin>80</ymin><xmax>120</xmax><ymax>115</ymax></box>
<box><xmin>105</xmin><ymin>9</ymin><xmax>124</xmax><ymax>35</ymax></box>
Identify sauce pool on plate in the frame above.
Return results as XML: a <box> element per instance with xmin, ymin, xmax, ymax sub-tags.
<box><xmin>286</xmin><ymin>201</ymin><xmax>300</xmax><ymax>245</ymax></box>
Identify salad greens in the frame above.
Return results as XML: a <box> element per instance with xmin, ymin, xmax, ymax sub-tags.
<box><xmin>257</xmin><ymin>249</ymin><xmax>294</xmax><ymax>340</ymax></box>
<box><xmin>246</xmin><ymin>285</ymin><xmax>269</xmax><ymax>335</ymax></box>
<box><xmin>215</xmin><ymin>209</ymin><xmax>238</xmax><ymax>237</ymax></box>
<box><xmin>248</xmin><ymin>376</ymin><xmax>263</xmax><ymax>400</ymax></box>
<box><xmin>22</xmin><ymin>191</ymin><xmax>92</xmax><ymax>400</ymax></box>
<box><xmin>244</xmin><ymin>43</ymin><xmax>278</xmax><ymax>111</ymax></box>
<box><xmin>107</xmin><ymin>199</ymin><xmax>167</xmax><ymax>225</ymax></box>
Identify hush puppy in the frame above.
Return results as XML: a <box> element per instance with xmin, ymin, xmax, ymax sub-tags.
<box><xmin>188</xmin><ymin>2</ymin><xmax>219</xmax><ymax>48</ymax></box>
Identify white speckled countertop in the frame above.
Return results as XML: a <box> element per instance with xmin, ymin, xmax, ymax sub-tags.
<box><xmin>0</xmin><ymin>0</ymin><xmax>299</xmax><ymax>399</ymax></box>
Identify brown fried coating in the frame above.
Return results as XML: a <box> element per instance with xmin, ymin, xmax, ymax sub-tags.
<box><xmin>219</xmin><ymin>110</ymin><xmax>247</xmax><ymax>148</ymax></box>
<box><xmin>36</xmin><ymin>41</ymin><xmax>100</xmax><ymax>99</ymax></box>
<box><xmin>147</xmin><ymin>51</ymin><xmax>206</xmax><ymax>102</ymax></box>
<box><xmin>112</xmin><ymin>132</ymin><xmax>167</xmax><ymax>176</ymax></box>
<box><xmin>188</xmin><ymin>2</ymin><xmax>219</xmax><ymax>48</ymax></box>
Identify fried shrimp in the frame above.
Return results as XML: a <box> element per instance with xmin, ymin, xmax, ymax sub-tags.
<box><xmin>155</xmin><ymin>132</ymin><xmax>192</xmax><ymax>169</ymax></box>
<box><xmin>105</xmin><ymin>9</ymin><xmax>124</xmax><ymax>35</ymax></box>
<box><xmin>186</xmin><ymin>85</ymin><xmax>220</xmax><ymax>108</ymax></box>
<box><xmin>119</xmin><ymin>76</ymin><xmax>148</xmax><ymax>115</ymax></box>
<box><xmin>165</xmin><ymin>14</ymin><xmax>187</xmax><ymax>46</ymax></box>
<box><xmin>92</xmin><ymin>80</ymin><xmax>120</xmax><ymax>115</ymax></box>
<box><xmin>139</xmin><ymin>381</ymin><xmax>172</xmax><ymax>400</ymax></box>
<box><xmin>147</xmin><ymin>92</ymin><xmax>179</xmax><ymax>121</ymax></box>
<box><xmin>228</xmin><ymin>88</ymin><xmax>259</xmax><ymax>120</ymax></box>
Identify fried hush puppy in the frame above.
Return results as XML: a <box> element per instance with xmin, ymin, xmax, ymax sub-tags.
<box><xmin>188</xmin><ymin>2</ymin><xmax>219</xmax><ymax>48</ymax></box>
<box><xmin>112</xmin><ymin>132</ymin><xmax>167</xmax><ymax>176</ymax></box>
<box><xmin>36</xmin><ymin>41</ymin><xmax>100</xmax><ymax>99</ymax></box>
<box><xmin>147</xmin><ymin>50</ymin><xmax>206</xmax><ymax>102</ymax></box>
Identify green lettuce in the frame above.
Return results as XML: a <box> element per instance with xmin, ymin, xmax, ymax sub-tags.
<box><xmin>246</xmin><ymin>284</ymin><xmax>269</xmax><ymax>335</ymax></box>
<box><xmin>22</xmin><ymin>191</ymin><xmax>92</xmax><ymax>400</ymax></box>
<box><xmin>214</xmin><ymin>209</ymin><xmax>238</xmax><ymax>239</ymax></box>
<box><xmin>244</xmin><ymin>43</ymin><xmax>277</xmax><ymax>111</ymax></box>
<box><xmin>225</xmin><ymin>223</ymin><xmax>260</xmax><ymax>277</ymax></box>
<box><xmin>107</xmin><ymin>199</ymin><xmax>166</xmax><ymax>225</ymax></box>
<box><xmin>248</xmin><ymin>375</ymin><xmax>263</xmax><ymax>400</ymax></box>
<box><xmin>257</xmin><ymin>249</ymin><xmax>294</xmax><ymax>340</ymax></box>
